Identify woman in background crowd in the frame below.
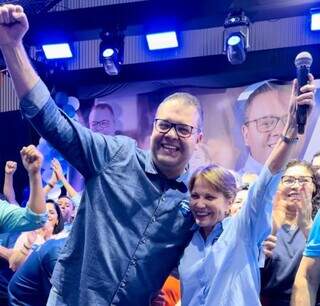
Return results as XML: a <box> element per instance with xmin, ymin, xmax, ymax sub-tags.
<box><xmin>8</xmin><ymin>200</ymin><xmax>64</xmax><ymax>271</ymax></box>
<box><xmin>260</xmin><ymin>160</ymin><xmax>320</xmax><ymax>306</ymax></box>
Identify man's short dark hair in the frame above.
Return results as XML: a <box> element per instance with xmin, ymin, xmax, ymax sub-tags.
<box><xmin>159</xmin><ymin>92</ymin><xmax>204</xmax><ymax>131</ymax></box>
<box><xmin>90</xmin><ymin>103</ymin><xmax>115</xmax><ymax>119</ymax></box>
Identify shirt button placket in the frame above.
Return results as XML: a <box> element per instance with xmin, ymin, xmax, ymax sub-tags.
<box><xmin>141</xmin><ymin>237</ymin><xmax>147</xmax><ymax>244</ymax></box>
<box><xmin>131</xmin><ymin>256</ymin><xmax>137</xmax><ymax>266</ymax></box>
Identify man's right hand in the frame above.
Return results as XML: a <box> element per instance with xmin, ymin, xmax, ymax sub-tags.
<box><xmin>0</xmin><ymin>4</ymin><xmax>29</xmax><ymax>47</ymax></box>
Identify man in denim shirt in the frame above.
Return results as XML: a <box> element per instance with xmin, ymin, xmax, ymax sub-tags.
<box><xmin>0</xmin><ymin>5</ymin><xmax>203</xmax><ymax>305</ymax></box>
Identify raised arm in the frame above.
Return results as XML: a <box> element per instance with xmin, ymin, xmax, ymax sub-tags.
<box><xmin>43</xmin><ymin>167</ymin><xmax>58</xmax><ymax>195</ymax></box>
<box><xmin>20</xmin><ymin>145</ymin><xmax>45</xmax><ymax>214</ymax></box>
<box><xmin>0</xmin><ymin>145</ymin><xmax>47</xmax><ymax>232</ymax></box>
<box><xmin>237</xmin><ymin>77</ymin><xmax>315</xmax><ymax>243</ymax></box>
<box><xmin>265</xmin><ymin>78</ymin><xmax>314</xmax><ymax>174</ymax></box>
<box><xmin>0</xmin><ymin>5</ymin><xmax>126</xmax><ymax>179</ymax></box>
<box><xmin>0</xmin><ymin>5</ymin><xmax>38</xmax><ymax>98</ymax></box>
<box><xmin>51</xmin><ymin>159</ymin><xmax>78</xmax><ymax>198</ymax></box>
<box><xmin>3</xmin><ymin>161</ymin><xmax>18</xmax><ymax>205</ymax></box>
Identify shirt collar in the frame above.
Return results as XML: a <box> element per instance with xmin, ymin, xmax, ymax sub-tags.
<box><xmin>205</xmin><ymin>219</ymin><xmax>228</xmax><ymax>244</ymax></box>
<box><xmin>282</xmin><ymin>223</ymin><xmax>299</xmax><ymax>233</ymax></box>
<box><xmin>145</xmin><ymin>151</ymin><xmax>158</xmax><ymax>175</ymax></box>
<box><xmin>145</xmin><ymin>150</ymin><xmax>190</xmax><ymax>188</ymax></box>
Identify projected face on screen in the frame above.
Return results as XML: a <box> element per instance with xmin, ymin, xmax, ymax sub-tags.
<box><xmin>241</xmin><ymin>87</ymin><xmax>289</xmax><ymax>164</ymax></box>
<box><xmin>88</xmin><ymin>104</ymin><xmax>116</xmax><ymax>136</ymax></box>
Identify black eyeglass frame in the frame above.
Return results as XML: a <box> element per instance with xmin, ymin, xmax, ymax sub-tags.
<box><xmin>154</xmin><ymin>119</ymin><xmax>201</xmax><ymax>138</ymax></box>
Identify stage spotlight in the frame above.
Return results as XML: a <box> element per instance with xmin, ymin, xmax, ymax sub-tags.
<box><xmin>99</xmin><ymin>31</ymin><xmax>124</xmax><ymax>76</ymax></box>
<box><xmin>310</xmin><ymin>9</ymin><xmax>320</xmax><ymax>31</ymax></box>
<box><xmin>223</xmin><ymin>10</ymin><xmax>250</xmax><ymax>65</ymax></box>
<box><xmin>42</xmin><ymin>43</ymin><xmax>73</xmax><ymax>60</ymax></box>
<box><xmin>226</xmin><ymin>32</ymin><xmax>246</xmax><ymax>65</ymax></box>
<box><xmin>101</xmin><ymin>49</ymin><xmax>120</xmax><ymax>76</ymax></box>
<box><xmin>227</xmin><ymin>34</ymin><xmax>242</xmax><ymax>46</ymax></box>
<box><xmin>146</xmin><ymin>31</ymin><xmax>178</xmax><ymax>51</ymax></box>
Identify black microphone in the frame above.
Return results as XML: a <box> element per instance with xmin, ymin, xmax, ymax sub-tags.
<box><xmin>294</xmin><ymin>51</ymin><xmax>313</xmax><ymax>134</ymax></box>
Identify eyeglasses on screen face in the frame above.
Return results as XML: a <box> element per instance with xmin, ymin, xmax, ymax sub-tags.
<box><xmin>245</xmin><ymin>114</ymin><xmax>288</xmax><ymax>133</ymax></box>
<box><xmin>91</xmin><ymin>120</ymin><xmax>111</xmax><ymax>129</ymax></box>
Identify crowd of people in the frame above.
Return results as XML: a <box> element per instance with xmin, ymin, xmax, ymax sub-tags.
<box><xmin>0</xmin><ymin>3</ymin><xmax>319</xmax><ymax>306</ymax></box>
<box><xmin>0</xmin><ymin>153</ymin><xmax>78</xmax><ymax>305</ymax></box>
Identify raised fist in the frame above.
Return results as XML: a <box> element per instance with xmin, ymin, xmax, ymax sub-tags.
<box><xmin>20</xmin><ymin>145</ymin><xmax>43</xmax><ymax>174</ymax></box>
<box><xmin>5</xmin><ymin>161</ymin><xmax>17</xmax><ymax>175</ymax></box>
<box><xmin>0</xmin><ymin>4</ymin><xmax>29</xmax><ymax>47</ymax></box>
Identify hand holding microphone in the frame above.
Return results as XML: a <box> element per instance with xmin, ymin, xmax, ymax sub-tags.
<box><xmin>294</xmin><ymin>52</ymin><xmax>314</xmax><ymax>134</ymax></box>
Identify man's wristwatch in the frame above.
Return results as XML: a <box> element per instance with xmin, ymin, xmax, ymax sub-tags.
<box><xmin>281</xmin><ymin>134</ymin><xmax>299</xmax><ymax>144</ymax></box>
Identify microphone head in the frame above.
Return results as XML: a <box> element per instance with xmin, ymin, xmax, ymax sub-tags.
<box><xmin>295</xmin><ymin>51</ymin><xmax>313</xmax><ymax>68</ymax></box>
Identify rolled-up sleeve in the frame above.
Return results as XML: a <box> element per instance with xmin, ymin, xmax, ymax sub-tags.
<box><xmin>0</xmin><ymin>200</ymin><xmax>47</xmax><ymax>233</ymax></box>
<box><xmin>237</xmin><ymin>166</ymin><xmax>282</xmax><ymax>245</ymax></box>
<box><xmin>20</xmin><ymin>80</ymin><xmax>50</xmax><ymax>118</ymax></box>
<box><xmin>20</xmin><ymin>79</ymin><xmax>128</xmax><ymax>179</ymax></box>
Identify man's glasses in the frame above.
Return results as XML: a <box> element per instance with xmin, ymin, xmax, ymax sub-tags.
<box><xmin>281</xmin><ymin>175</ymin><xmax>314</xmax><ymax>187</ymax></box>
<box><xmin>154</xmin><ymin>119</ymin><xmax>200</xmax><ymax>138</ymax></box>
<box><xmin>245</xmin><ymin>114</ymin><xmax>288</xmax><ymax>133</ymax></box>
<box><xmin>91</xmin><ymin>120</ymin><xmax>111</xmax><ymax>129</ymax></box>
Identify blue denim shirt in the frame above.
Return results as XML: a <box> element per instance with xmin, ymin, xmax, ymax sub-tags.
<box><xmin>20</xmin><ymin>80</ymin><xmax>195</xmax><ymax>306</ymax></box>
<box><xmin>8</xmin><ymin>238</ymin><xmax>67</xmax><ymax>306</ymax></box>
<box><xmin>179</xmin><ymin>166</ymin><xmax>282</xmax><ymax>306</ymax></box>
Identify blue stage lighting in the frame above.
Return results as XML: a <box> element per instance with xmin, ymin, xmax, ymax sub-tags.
<box><xmin>227</xmin><ymin>34</ymin><xmax>241</xmax><ymax>46</ymax></box>
<box><xmin>146</xmin><ymin>31</ymin><xmax>178</xmax><ymax>50</ymax></box>
<box><xmin>99</xmin><ymin>31</ymin><xmax>124</xmax><ymax>76</ymax></box>
<box><xmin>226</xmin><ymin>33</ymin><xmax>246</xmax><ymax>65</ymax></box>
<box><xmin>102</xmin><ymin>48</ymin><xmax>115</xmax><ymax>58</ymax></box>
<box><xmin>101</xmin><ymin>48</ymin><xmax>120</xmax><ymax>76</ymax></box>
<box><xmin>42</xmin><ymin>43</ymin><xmax>73</xmax><ymax>60</ymax></box>
<box><xmin>311</xmin><ymin>10</ymin><xmax>320</xmax><ymax>31</ymax></box>
<box><xmin>223</xmin><ymin>10</ymin><xmax>249</xmax><ymax>65</ymax></box>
